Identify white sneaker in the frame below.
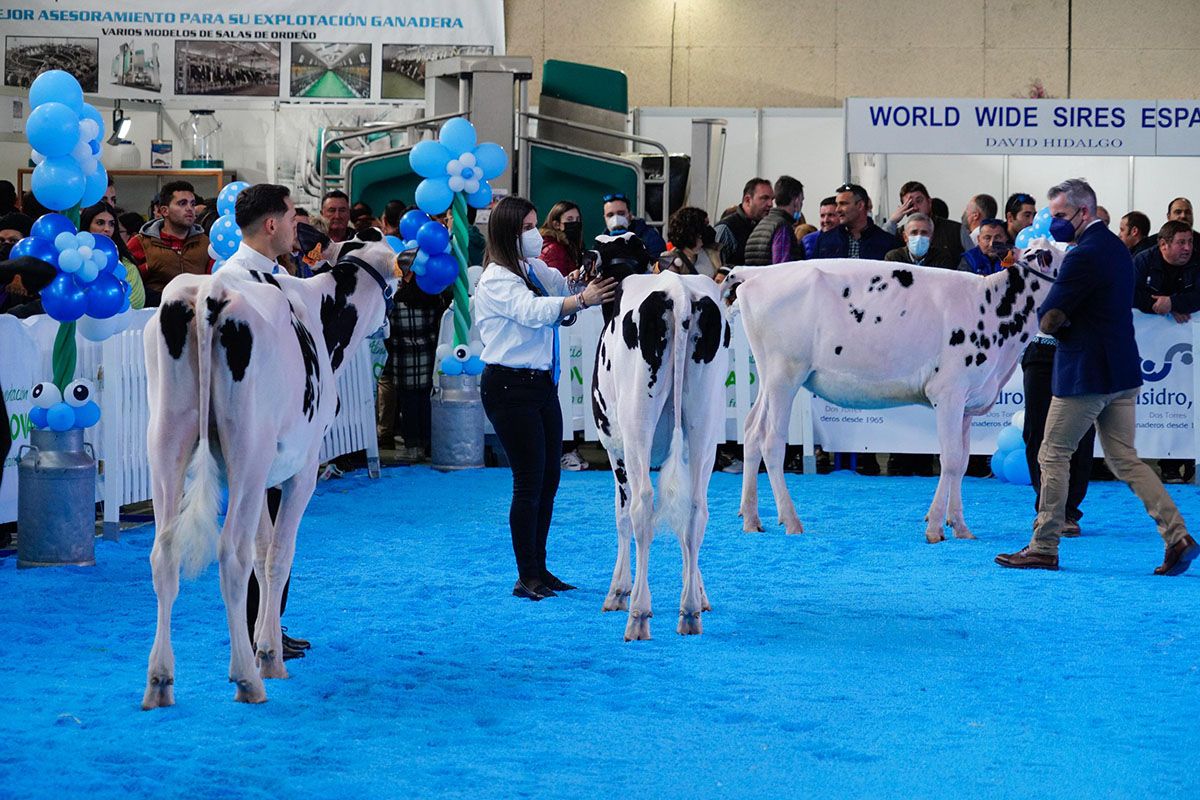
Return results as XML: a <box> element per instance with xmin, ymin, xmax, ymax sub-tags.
<box><xmin>720</xmin><ymin>457</ymin><xmax>744</xmax><ymax>474</ymax></box>
<box><xmin>318</xmin><ymin>463</ymin><xmax>344</xmax><ymax>481</ymax></box>
<box><xmin>560</xmin><ymin>451</ymin><xmax>589</xmax><ymax>471</ymax></box>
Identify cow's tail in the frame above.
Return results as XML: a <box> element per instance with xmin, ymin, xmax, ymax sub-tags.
<box><xmin>176</xmin><ymin>285</ymin><xmax>223</xmax><ymax>579</ymax></box>
<box><xmin>655</xmin><ymin>279</ymin><xmax>693</xmax><ymax>537</ymax></box>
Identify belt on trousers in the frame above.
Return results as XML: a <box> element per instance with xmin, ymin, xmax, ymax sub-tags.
<box><xmin>1032</xmin><ymin>334</ymin><xmax>1058</xmax><ymax>346</ymax></box>
<box><xmin>483</xmin><ymin>364</ymin><xmax>552</xmax><ymax>380</ymax></box>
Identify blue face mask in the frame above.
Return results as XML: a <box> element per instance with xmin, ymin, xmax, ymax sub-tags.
<box><xmin>792</xmin><ymin>210</ymin><xmax>803</xmax><ymax>222</ymax></box>
<box><xmin>1049</xmin><ymin>216</ymin><xmax>1077</xmax><ymax>243</ymax></box>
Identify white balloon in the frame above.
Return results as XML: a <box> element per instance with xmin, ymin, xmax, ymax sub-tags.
<box><xmin>446</xmin><ymin>158</ymin><xmax>461</xmax><ymax>175</ymax></box>
<box><xmin>77</xmin><ymin>313</ymin><xmax>122</xmax><ymax>342</ymax></box>
<box><xmin>1011</xmin><ymin>410</ymin><xmax>1026</xmax><ymax>429</ymax></box>
<box><xmin>79</xmin><ymin>156</ymin><xmax>98</xmax><ymax>176</ymax></box>
<box><xmin>464</xmin><ymin>178</ymin><xmax>480</xmax><ymax>195</ymax></box>
<box><xmin>77</xmin><ymin>245</ymin><xmax>93</xmax><ymax>259</ymax></box>
<box><xmin>31</xmin><ymin>150</ymin><xmax>45</xmax><ymax>165</ymax></box>
<box><xmin>448</xmin><ymin>175</ymin><xmax>466</xmax><ymax>193</ymax></box>
<box><xmin>72</xmin><ymin>140</ymin><xmax>91</xmax><ymax>161</ymax></box>
<box><xmin>459</xmin><ymin>151</ymin><xmax>476</xmax><ymax>168</ymax></box>
<box><xmin>79</xmin><ymin>119</ymin><xmax>99</xmax><ymax>141</ymax></box>
<box><xmin>208</xmin><ymin>244</ymin><xmax>221</xmax><ymax>260</ymax></box>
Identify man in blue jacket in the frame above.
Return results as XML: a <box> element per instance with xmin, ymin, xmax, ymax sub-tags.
<box><xmin>812</xmin><ymin>183</ymin><xmax>898</xmax><ymax>261</ymax></box>
<box><xmin>996</xmin><ymin>179</ymin><xmax>1197</xmax><ymax>574</ymax></box>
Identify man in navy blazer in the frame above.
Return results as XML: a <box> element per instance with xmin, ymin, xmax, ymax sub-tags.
<box><xmin>996</xmin><ymin>178</ymin><xmax>1197</xmax><ymax>574</ymax></box>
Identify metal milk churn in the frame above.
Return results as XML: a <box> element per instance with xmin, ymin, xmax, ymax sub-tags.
<box><xmin>17</xmin><ymin>428</ymin><xmax>96</xmax><ymax>568</ymax></box>
<box><xmin>430</xmin><ymin>373</ymin><xmax>484</xmax><ymax>471</ymax></box>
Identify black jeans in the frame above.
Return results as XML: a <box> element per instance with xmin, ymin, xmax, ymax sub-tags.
<box><xmin>1022</xmin><ymin>343</ymin><xmax>1095</xmax><ymax>521</ymax></box>
<box><xmin>480</xmin><ymin>365</ymin><xmax>562</xmax><ymax>582</ymax></box>
<box><xmin>397</xmin><ymin>387</ymin><xmax>432</xmax><ymax>452</ymax></box>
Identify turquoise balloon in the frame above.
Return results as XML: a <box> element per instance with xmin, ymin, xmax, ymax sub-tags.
<box><xmin>216</xmin><ymin>181</ymin><xmax>250</xmax><ymax>216</ymax></box>
<box><xmin>1003</xmin><ymin>448</ymin><xmax>1031</xmax><ymax>485</ymax></box>
<box><xmin>31</xmin><ymin>156</ymin><xmax>85</xmax><ymax>211</ymax></box>
<box><xmin>463</xmin><ymin>355</ymin><xmax>485</xmax><ymax>376</ymax></box>
<box><xmin>409</xmin><ymin>140</ymin><xmax>453</xmax><ymax>179</ymax></box>
<box><xmin>465</xmin><ymin>182</ymin><xmax>493</xmax><ymax>209</ymax></box>
<box><xmin>997</xmin><ymin>425</ymin><xmax>1023</xmax><ymax>453</ymax></box>
<box><xmin>46</xmin><ymin>404</ymin><xmax>75</xmax><ymax>432</ymax></box>
<box><xmin>440</xmin><ymin>354</ymin><xmax>464</xmax><ymax>375</ymax></box>
<box><xmin>73</xmin><ymin>401</ymin><xmax>101</xmax><ymax>429</ymax></box>
<box><xmin>209</xmin><ymin>213</ymin><xmax>241</xmax><ymax>259</ymax></box>
<box><xmin>54</xmin><ymin>232</ymin><xmax>78</xmax><ymax>251</ymax></box>
<box><xmin>29</xmin><ymin>70</ymin><xmax>84</xmax><ymax>113</ymax></box>
<box><xmin>438</xmin><ymin>117</ymin><xmax>477</xmax><ymax>155</ymax></box>
<box><xmin>415</xmin><ymin>178</ymin><xmax>454</xmax><ymax>215</ymax></box>
<box><xmin>58</xmin><ymin>248</ymin><xmax>83</xmax><ymax>272</ymax></box>
<box><xmin>1014</xmin><ymin>227</ymin><xmax>1035</xmax><ymax>249</ymax></box>
<box><xmin>990</xmin><ymin>451</ymin><xmax>1008</xmax><ymax>483</ymax></box>
<box><xmin>472</xmin><ymin>142</ymin><xmax>508</xmax><ymax>179</ymax></box>
<box><xmin>385</xmin><ymin>235</ymin><xmax>405</xmax><ymax>253</ymax></box>
<box><xmin>80</xmin><ymin>163</ymin><xmax>108</xmax><ymax>207</ymax></box>
<box><xmin>26</xmin><ymin>101</ymin><xmax>80</xmax><ymax>157</ymax></box>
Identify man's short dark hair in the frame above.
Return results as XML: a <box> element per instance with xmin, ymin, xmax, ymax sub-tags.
<box><xmin>1158</xmin><ymin>219</ymin><xmax>1193</xmax><ymax>244</ymax></box>
<box><xmin>235</xmin><ymin>184</ymin><xmax>290</xmax><ymax>230</ymax></box>
<box><xmin>979</xmin><ymin>218</ymin><xmax>1007</xmax><ymax>237</ymax></box>
<box><xmin>1123</xmin><ymin>211</ymin><xmax>1151</xmax><ymax>239</ymax></box>
<box><xmin>1</xmin><ymin>179</ymin><xmax>19</xmax><ymax>210</ymax></box>
<box><xmin>158</xmin><ymin>180</ymin><xmax>195</xmax><ymax>208</ymax></box>
<box><xmin>973</xmin><ymin>194</ymin><xmax>998</xmax><ymax>219</ymax></box>
<box><xmin>899</xmin><ymin>181</ymin><xmax>929</xmax><ymax>200</ymax></box>
<box><xmin>742</xmin><ymin>177</ymin><xmax>770</xmax><ymax>199</ymax></box>
<box><xmin>774</xmin><ymin>175</ymin><xmax>804</xmax><ymax>207</ymax></box>
<box><xmin>819</xmin><ymin>196</ymin><xmax>837</xmax><ymax>208</ymax></box>
<box><xmin>1005</xmin><ymin>192</ymin><xmax>1036</xmax><ymax>217</ymax></box>
<box><xmin>836</xmin><ymin>183</ymin><xmax>870</xmax><ymax>205</ymax></box>
<box><xmin>321</xmin><ymin>189</ymin><xmax>349</xmax><ymax>206</ymax></box>
<box><xmin>351</xmin><ymin>200</ymin><xmax>373</xmax><ymax>221</ymax></box>
<box><xmin>383</xmin><ymin>200</ymin><xmax>406</xmax><ymax>228</ymax></box>
<box><xmin>1168</xmin><ymin>197</ymin><xmax>1192</xmax><ymax>215</ymax></box>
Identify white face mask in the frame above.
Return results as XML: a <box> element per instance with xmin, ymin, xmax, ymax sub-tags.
<box><xmin>606</xmin><ymin>214</ymin><xmax>629</xmax><ymax>231</ymax></box>
<box><xmin>520</xmin><ymin>227</ymin><xmax>544</xmax><ymax>258</ymax></box>
<box><xmin>907</xmin><ymin>234</ymin><xmax>931</xmax><ymax>258</ymax></box>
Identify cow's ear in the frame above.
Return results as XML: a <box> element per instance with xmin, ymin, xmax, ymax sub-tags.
<box><xmin>356</xmin><ymin>228</ymin><xmax>383</xmax><ymax>242</ymax></box>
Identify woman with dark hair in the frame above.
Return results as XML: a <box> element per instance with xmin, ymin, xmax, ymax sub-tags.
<box><xmin>117</xmin><ymin>211</ymin><xmax>145</xmax><ymax>244</ymax></box>
<box><xmin>473</xmin><ymin>195</ymin><xmax>615</xmax><ymax>601</ymax></box>
<box><xmin>538</xmin><ymin>200</ymin><xmax>583</xmax><ymax>276</ymax></box>
<box><xmin>661</xmin><ymin>205</ymin><xmax>726</xmax><ymax>281</ymax></box>
<box><xmin>81</xmin><ymin>202</ymin><xmax>146</xmax><ymax>309</ymax></box>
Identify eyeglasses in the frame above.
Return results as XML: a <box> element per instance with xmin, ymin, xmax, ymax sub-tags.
<box><xmin>602</xmin><ymin>193</ymin><xmax>629</xmax><ymax>203</ymax></box>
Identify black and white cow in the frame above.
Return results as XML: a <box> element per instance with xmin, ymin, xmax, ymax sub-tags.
<box><xmin>141</xmin><ymin>233</ymin><xmax>398</xmax><ymax>709</ymax></box>
<box><xmin>728</xmin><ymin>241</ymin><xmax>1064</xmax><ymax>543</ymax></box>
<box><xmin>589</xmin><ymin>234</ymin><xmax>731</xmax><ymax>640</ymax></box>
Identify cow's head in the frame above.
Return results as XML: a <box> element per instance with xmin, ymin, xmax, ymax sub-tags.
<box><xmin>584</xmin><ymin>232</ymin><xmax>652</xmax><ymax>287</ymax></box>
<box><xmin>1013</xmin><ymin>237</ymin><xmax>1067</xmax><ymax>283</ymax></box>
<box><xmin>314</xmin><ymin>229</ymin><xmax>401</xmax><ymax>366</ymax></box>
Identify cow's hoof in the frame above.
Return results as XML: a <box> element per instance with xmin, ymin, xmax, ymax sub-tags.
<box><xmin>925</xmin><ymin>530</ymin><xmax>946</xmax><ymax>544</ymax></box>
<box><xmin>141</xmin><ymin>675</ymin><xmax>174</xmax><ymax>710</ymax></box>
<box><xmin>783</xmin><ymin>518</ymin><xmax>804</xmax><ymax>535</ymax></box>
<box><xmin>231</xmin><ymin>677</ymin><xmax>267</xmax><ymax>704</ymax></box>
<box><xmin>741</xmin><ymin>514</ymin><xmax>764</xmax><ymax>533</ymax></box>
<box><xmin>677</xmin><ymin>610</ymin><xmax>703</xmax><ymax>636</ymax></box>
<box><xmin>257</xmin><ymin>650</ymin><xmax>289</xmax><ymax>680</ymax></box>
<box><xmin>624</xmin><ymin>610</ymin><xmax>652</xmax><ymax>641</ymax></box>
<box><xmin>602</xmin><ymin>589</ymin><xmax>630</xmax><ymax>612</ymax></box>
<box><xmin>700</xmin><ymin>596</ymin><xmax>712</xmax><ymax>613</ymax></box>
<box><xmin>953</xmin><ymin>528</ymin><xmax>976</xmax><ymax>540</ymax></box>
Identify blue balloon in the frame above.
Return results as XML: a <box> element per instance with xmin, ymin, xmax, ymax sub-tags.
<box><xmin>409</xmin><ymin>140</ymin><xmax>453</xmax><ymax>179</ymax></box>
<box><xmin>997</xmin><ymin>425</ymin><xmax>1024</xmax><ymax>453</ymax></box>
<box><xmin>411</xmin><ymin>250</ymin><xmax>428</xmax><ymax>276</ymax></box>
<box><xmin>1014</xmin><ymin>227</ymin><xmax>1035</xmax><ymax>249</ymax></box>
<box><xmin>440</xmin><ymin>354</ymin><xmax>464</xmax><ymax>375</ymax></box>
<box><xmin>209</xmin><ymin>214</ymin><xmax>241</xmax><ymax>259</ymax></box>
<box><xmin>31</xmin><ymin>213</ymin><xmax>77</xmax><ymax>242</ymax></box>
<box><xmin>90</xmin><ymin>233</ymin><xmax>119</xmax><ymax>270</ymax></box>
<box><xmin>29</xmin><ymin>406</ymin><xmax>48</xmax><ymax>429</ymax></box>
<box><xmin>415</xmin><ymin>178</ymin><xmax>454</xmax><ymax>215</ymax></box>
<box><xmin>10</xmin><ymin>235</ymin><xmax>59</xmax><ymax>264</ymax></box>
<box><xmin>46</xmin><ymin>403</ymin><xmax>75</xmax><ymax>432</ymax></box>
<box><xmin>425</xmin><ymin>252</ymin><xmax>459</xmax><ymax>286</ymax></box>
<box><xmin>75</xmin><ymin>260</ymin><xmax>99</xmax><ymax>285</ymax></box>
<box><xmin>79</xmin><ymin>103</ymin><xmax>105</xmax><ymax>143</ymax></box>
<box><xmin>41</xmin><ymin>273</ymin><xmax>87</xmax><ymax>321</ymax></box>
<box><xmin>80</xmin><ymin>163</ymin><xmax>108</xmax><ymax>208</ymax></box>
<box><xmin>73</xmin><ymin>401</ymin><xmax>101</xmax><ymax>429</ymax></box>
<box><xmin>438</xmin><ymin>117</ymin><xmax>477</xmax><ymax>155</ymax></box>
<box><xmin>85</xmin><ymin>272</ymin><xmax>125</xmax><ymax>319</ymax></box>
<box><xmin>463</xmin><ymin>355</ymin><xmax>486</xmax><ymax>376</ymax></box>
<box><xmin>465</xmin><ymin>182</ymin><xmax>493</xmax><ymax>210</ymax></box>
<box><xmin>417</xmin><ymin>270</ymin><xmax>452</xmax><ymax>295</ymax></box>
<box><xmin>990</xmin><ymin>451</ymin><xmax>1009</xmax><ymax>482</ymax></box>
<box><xmin>472</xmin><ymin>142</ymin><xmax>508</xmax><ymax>180</ymax></box>
<box><xmin>29</xmin><ymin>70</ymin><xmax>84</xmax><ymax>113</ymax></box>
<box><xmin>216</xmin><ymin>181</ymin><xmax>250</xmax><ymax>217</ymax></box>
<box><xmin>31</xmin><ymin>156</ymin><xmax>85</xmax><ymax>211</ymax></box>
<box><xmin>416</xmin><ymin>220</ymin><xmax>450</xmax><ymax>255</ymax></box>
<box><xmin>399</xmin><ymin>209</ymin><xmax>432</xmax><ymax>240</ymax></box>
<box><xmin>58</xmin><ymin>249</ymin><xmax>83</xmax><ymax>272</ymax></box>
<box><xmin>385</xmin><ymin>235</ymin><xmax>406</xmax><ymax>253</ymax></box>
<box><xmin>26</xmin><ymin>102</ymin><xmax>80</xmax><ymax>158</ymax></box>
<box><xmin>1004</xmin><ymin>448</ymin><xmax>1032</xmax><ymax>485</ymax></box>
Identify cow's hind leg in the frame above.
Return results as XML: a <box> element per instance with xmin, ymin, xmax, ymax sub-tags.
<box><xmin>603</xmin><ymin>456</ymin><xmax>633</xmax><ymax>612</ymax></box>
<box><xmin>623</xmin><ymin>449</ymin><xmax>655</xmax><ymax>641</ymax></box>
<box><xmin>739</xmin><ymin>398</ymin><xmax>765</xmax><ymax>532</ymax></box>
<box><xmin>220</xmin><ymin>482</ymin><xmax>268</xmax><ymax>703</ymax></box>
<box><xmin>759</xmin><ymin>380</ymin><xmax>804</xmax><ymax>534</ymax></box>
<box><xmin>947</xmin><ymin>416</ymin><xmax>975</xmax><ymax>539</ymax></box>
<box><xmin>926</xmin><ymin>398</ymin><xmax>968</xmax><ymax>543</ymax></box>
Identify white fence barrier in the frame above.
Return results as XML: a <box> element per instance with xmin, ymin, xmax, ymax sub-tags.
<box><xmin>1</xmin><ymin>312</ymin><xmax>380</xmax><ymax>530</ymax></box>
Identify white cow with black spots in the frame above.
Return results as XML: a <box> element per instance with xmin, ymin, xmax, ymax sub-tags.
<box><xmin>728</xmin><ymin>241</ymin><xmax>1064</xmax><ymax>543</ymax></box>
<box><xmin>141</xmin><ymin>233</ymin><xmax>398</xmax><ymax>709</ymax></box>
<box><xmin>588</xmin><ymin>234</ymin><xmax>731</xmax><ymax>640</ymax></box>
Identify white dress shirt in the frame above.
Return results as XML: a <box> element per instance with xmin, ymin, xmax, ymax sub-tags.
<box><xmin>473</xmin><ymin>258</ymin><xmax>568</xmax><ymax>370</ymax></box>
<box><xmin>222</xmin><ymin>242</ymin><xmax>281</xmax><ymax>275</ymax></box>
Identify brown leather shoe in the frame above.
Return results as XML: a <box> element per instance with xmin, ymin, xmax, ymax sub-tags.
<box><xmin>1061</xmin><ymin>520</ymin><xmax>1082</xmax><ymax>538</ymax></box>
<box><xmin>995</xmin><ymin>547</ymin><xmax>1059</xmax><ymax>571</ymax></box>
<box><xmin>1154</xmin><ymin>534</ymin><xmax>1199</xmax><ymax>576</ymax></box>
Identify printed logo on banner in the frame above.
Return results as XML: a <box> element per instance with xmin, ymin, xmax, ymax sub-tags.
<box><xmin>1141</xmin><ymin>342</ymin><xmax>1193</xmax><ymax>382</ymax></box>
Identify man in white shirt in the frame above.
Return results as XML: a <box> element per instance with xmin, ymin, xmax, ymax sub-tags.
<box><xmin>222</xmin><ymin>183</ymin><xmax>297</xmax><ymax>276</ymax></box>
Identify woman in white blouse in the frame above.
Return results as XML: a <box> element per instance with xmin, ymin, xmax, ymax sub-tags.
<box><xmin>474</xmin><ymin>196</ymin><xmax>616</xmax><ymax>601</ymax></box>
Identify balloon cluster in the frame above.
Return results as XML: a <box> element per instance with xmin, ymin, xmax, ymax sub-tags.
<box><xmin>208</xmin><ymin>181</ymin><xmax>250</xmax><ymax>270</ymax></box>
<box><xmin>1014</xmin><ymin>207</ymin><xmax>1075</xmax><ymax>249</ymax></box>
<box><xmin>991</xmin><ymin>411</ymin><xmax>1032</xmax><ymax>485</ymax></box>
<box><xmin>11</xmin><ymin>212</ymin><xmax>131</xmax><ymax>333</ymax></box>
<box><xmin>409</xmin><ymin>118</ymin><xmax>508</xmax><ymax>214</ymax></box>
<box><xmin>391</xmin><ymin>209</ymin><xmax>458</xmax><ymax>294</ymax></box>
<box><xmin>29</xmin><ymin>379</ymin><xmax>101</xmax><ymax>431</ymax></box>
<box><xmin>436</xmin><ymin>341</ymin><xmax>485</xmax><ymax>376</ymax></box>
<box><xmin>25</xmin><ymin>70</ymin><xmax>108</xmax><ymax>211</ymax></box>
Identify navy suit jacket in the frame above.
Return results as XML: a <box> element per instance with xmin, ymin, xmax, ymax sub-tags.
<box><xmin>812</xmin><ymin>221</ymin><xmax>898</xmax><ymax>261</ymax></box>
<box><xmin>1038</xmin><ymin>221</ymin><xmax>1143</xmax><ymax>397</ymax></box>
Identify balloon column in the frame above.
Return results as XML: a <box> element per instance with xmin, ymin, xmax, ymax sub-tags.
<box><xmin>393</xmin><ymin>208</ymin><xmax>459</xmax><ymax>296</ymax></box>
<box><xmin>991</xmin><ymin>411</ymin><xmax>1032</xmax><ymax>485</ymax></box>
<box><xmin>208</xmin><ymin>181</ymin><xmax>249</xmax><ymax>270</ymax></box>
<box><xmin>408</xmin><ymin>118</ymin><xmax>508</xmax><ymax>346</ymax></box>
<box><xmin>26</xmin><ymin>70</ymin><xmax>109</xmax><ymax>211</ymax></box>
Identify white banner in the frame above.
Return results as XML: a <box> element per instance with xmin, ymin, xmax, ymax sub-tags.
<box><xmin>845</xmin><ymin>98</ymin><xmax>1200</xmax><ymax>157</ymax></box>
<box><xmin>0</xmin><ymin>1</ymin><xmax>504</xmax><ymax>103</ymax></box>
<box><xmin>0</xmin><ymin>314</ymin><xmax>58</xmax><ymax>525</ymax></box>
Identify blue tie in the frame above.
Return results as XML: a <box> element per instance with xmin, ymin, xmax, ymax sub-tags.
<box><xmin>525</xmin><ymin>265</ymin><xmax>560</xmax><ymax>385</ymax></box>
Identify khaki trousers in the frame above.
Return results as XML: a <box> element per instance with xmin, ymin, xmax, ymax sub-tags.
<box><xmin>1030</xmin><ymin>388</ymin><xmax>1189</xmax><ymax>554</ymax></box>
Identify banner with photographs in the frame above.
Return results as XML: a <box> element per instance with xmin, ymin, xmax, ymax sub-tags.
<box><xmin>0</xmin><ymin>0</ymin><xmax>504</xmax><ymax>102</ymax></box>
